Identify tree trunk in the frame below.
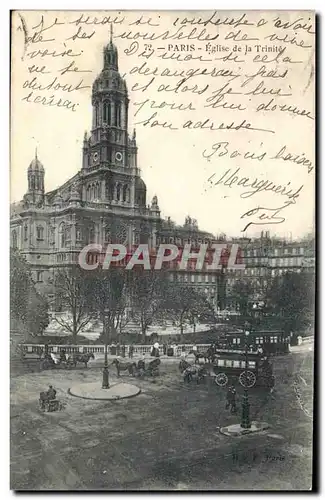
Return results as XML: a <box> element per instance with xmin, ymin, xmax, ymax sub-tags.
<box><xmin>140</xmin><ymin>312</ymin><xmax>147</xmax><ymax>344</ymax></box>
<box><xmin>180</xmin><ymin>322</ymin><xmax>184</xmax><ymax>337</ymax></box>
<box><xmin>72</xmin><ymin>313</ymin><xmax>78</xmax><ymax>344</ymax></box>
<box><xmin>141</xmin><ymin>325</ymin><xmax>146</xmax><ymax>344</ymax></box>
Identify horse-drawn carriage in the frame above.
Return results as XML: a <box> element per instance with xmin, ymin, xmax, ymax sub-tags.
<box><xmin>138</xmin><ymin>358</ymin><xmax>161</xmax><ymax>377</ymax></box>
<box><xmin>179</xmin><ymin>352</ymin><xmax>274</xmax><ymax>389</ymax></box>
<box><xmin>41</xmin><ymin>352</ymin><xmax>94</xmax><ymax>370</ymax></box>
<box><xmin>39</xmin><ymin>388</ymin><xmax>63</xmax><ymax>412</ymax></box>
<box><xmin>179</xmin><ymin>359</ymin><xmax>209</xmax><ymax>384</ymax></box>
<box><xmin>112</xmin><ymin>358</ymin><xmax>161</xmax><ymax>378</ymax></box>
<box><xmin>212</xmin><ymin>351</ymin><xmax>275</xmax><ymax>389</ymax></box>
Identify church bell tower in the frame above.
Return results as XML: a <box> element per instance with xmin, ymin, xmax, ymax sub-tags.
<box><xmin>82</xmin><ymin>25</ymin><xmax>137</xmax><ymax>172</ymax></box>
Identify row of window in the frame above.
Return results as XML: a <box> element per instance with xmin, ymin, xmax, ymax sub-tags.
<box><xmin>246</xmin><ymin>247</ymin><xmax>305</xmax><ymax>257</ymax></box>
<box><xmin>271</xmin><ymin>247</ymin><xmax>305</xmax><ymax>256</ymax></box>
<box><xmin>11</xmin><ymin>226</ymin><xmax>45</xmax><ymax>248</ymax></box>
<box><xmin>269</xmin><ymin>257</ymin><xmax>302</xmax><ymax>267</ymax></box>
<box><xmin>172</xmin><ymin>273</ymin><xmax>217</xmax><ymax>283</ymax></box>
<box><xmin>216</xmin><ymin>359</ymin><xmax>256</xmax><ymax>368</ymax></box>
<box><xmin>93</xmin><ymin>101</ymin><xmax>122</xmax><ymax>128</ymax></box>
<box><xmin>231</xmin><ymin>336</ymin><xmax>279</xmax><ymax>344</ymax></box>
<box><xmin>271</xmin><ymin>268</ymin><xmax>301</xmax><ymax>276</ymax></box>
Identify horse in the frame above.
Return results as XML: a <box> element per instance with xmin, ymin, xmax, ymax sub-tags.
<box><xmin>112</xmin><ymin>358</ymin><xmax>137</xmax><ymax>377</ymax></box>
<box><xmin>188</xmin><ymin>350</ymin><xmax>209</xmax><ymax>364</ymax></box>
<box><xmin>183</xmin><ymin>365</ymin><xmax>207</xmax><ymax>384</ymax></box>
<box><xmin>135</xmin><ymin>358</ymin><xmax>161</xmax><ymax>378</ymax></box>
<box><xmin>40</xmin><ymin>353</ymin><xmax>60</xmax><ymax>370</ymax></box>
<box><xmin>179</xmin><ymin>359</ymin><xmax>192</xmax><ymax>373</ymax></box>
<box><xmin>147</xmin><ymin>358</ymin><xmax>161</xmax><ymax>376</ymax></box>
<box><xmin>70</xmin><ymin>353</ymin><xmax>95</xmax><ymax>368</ymax></box>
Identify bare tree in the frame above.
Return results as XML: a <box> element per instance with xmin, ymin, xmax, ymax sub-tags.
<box><xmin>91</xmin><ymin>268</ymin><xmax>131</xmax><ymax>343</ymax></box>
<box><xmin>53</xmin><ymin>266</ymin><xmax>95</xmax><ymax>342</ymax></box>
<box><xmin>162</xmin><ymin>284</ymin><xmax>213</xmax><ymax>337</ymax></box>
<box><xmin>231</xmin><ymin>279</ymin><xmax>255</xmax><ymax>316</ymax></box>
<box><xmin>130</xmin><ymin>269</ymin><xmax>169</xmax><ymax>343</ymax></box>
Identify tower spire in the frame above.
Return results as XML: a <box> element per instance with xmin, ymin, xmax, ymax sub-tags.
<box><xmin>35</xmin><ymin>147</ymin><xmax>38</xmax><ymax>159</ymax></box>
<box><xmin>110</xmin><ymin>23</ymin><xmax>113</xmax><ymax>43</ymax></box>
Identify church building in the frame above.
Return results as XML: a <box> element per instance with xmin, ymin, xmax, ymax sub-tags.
<box><xmin>10</xmin><ymin>33</ymin><xmax>220</xmax><ymax>308</ymax></box>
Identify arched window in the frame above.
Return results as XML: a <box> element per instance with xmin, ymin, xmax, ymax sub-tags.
<box><xmin>90</xmin><ymin>184</ymin><xmax>94</xmax><ymax>200</ymax></box>
<box><xmin>65</xmin><ymin>226</ymin><xmax>71</xmax><ymax>243</ymax></box>
<box><xmin>89</xmin><ymin>225</ymin><xmax>95</xmax><ymax>243</ymax></box>
<box><xmin>122</xmin><ymin>185</ymin><xmax>128</xmax><ymax>202</ymax></box>
<box><xmin>116</xmin><ymin>184</ymin><xmax>121</xmax><ymax>201</ymax></box>
<box><xmin>12</xmin><ymin>230</ymin><xmax>17</xmax><ymax>249</ymax></box>
<box><xmin>60</xmin><ymin>223</ymin><xmax>65</xmax><ymax>248</ymax></box>
<box><xmin>94</xmin><ymin>105</ymin><xmax>98</xmax><ymax>126</ymax></box>
<box><xmin>115</xmin><ymin>102</ymin><xmax>121</xmax><ymax>127</ymax></box>
<box><xmin>105</xmin><ymin>226</ymin><xmax>111</xmax><ymax>242</ymax></box>
<box><xmin>36</xmin><ymin>226</ymin><xmax>44</xmax><ymax>240</ymax></box>
<box><xmin>96</xmin><ymin>182</ymin><xmax>100</xmax><ymax>199</ymax></box>
<box><xmin>103</xmin><ymin>101</ymin><xmax>111</xmax><ymax>124</ymax></box>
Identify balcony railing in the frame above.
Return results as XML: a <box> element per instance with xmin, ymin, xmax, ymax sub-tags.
<box><xmin>19</xmin><ymin>343</ymin><xmax>212</xmax><ymax>357</ymax></box>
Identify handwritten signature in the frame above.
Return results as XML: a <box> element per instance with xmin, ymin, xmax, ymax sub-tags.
<box><xmin>240</xmin><ymin>201</ymin><xmax>295</xmax><ymax>232</ymax></box>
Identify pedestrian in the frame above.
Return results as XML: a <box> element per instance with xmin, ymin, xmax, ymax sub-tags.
<box><xmin>230</xmin><ymin>386</ymin><xmax>237</xmax><ymax>414</ymax></box>
<box><xmin>226</xmin><ymin>386</ymin><xmax>233</xmax><ymax>410</ymax></box>
<box><xmin>138</xmin><ymin>355</ymin><xmax>146</xmax><ymax>376</ymax></box>
<box><xmin>163</xmin><ymin>343</ymin><xmax>167</xmax><ymax>356</ymax></box>
<box><xmin>122</xmin><ymin>344</ymin><xmax>126</xmax><ymax>358</ymax></box>
<box><xmin>129</xmin><ymin>344</ymin><xmax>134</xmax><ymax>359</ymax></box>
<box><xmin>47</xmin><ymin>385</ymin><xmax>56</xmax><ymax>400</ymax></box>
<box><xmin>153</xmin><ymin>341</ymin><xmax>160</xmax><ymax>357</ymax></box>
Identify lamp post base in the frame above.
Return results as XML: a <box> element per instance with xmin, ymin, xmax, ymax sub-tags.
<box><xmin>102</xmin><ymin>367</ymin><xmax>109</xmax><ymax>389</ymax></box>
<box><xmin>241</xmin><ymin>390</ymin><xmax>251</xmax><ymax>429</ymax></box>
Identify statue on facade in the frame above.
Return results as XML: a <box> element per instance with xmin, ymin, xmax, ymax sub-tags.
<box><xmin>151</xmin><ymin>195</ymin><xmax>158</xmax><ymax>207</ymax></box>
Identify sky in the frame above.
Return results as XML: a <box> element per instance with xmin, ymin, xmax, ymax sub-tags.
<box><xmin>10</xmin><ymin>10</ymin><xmax>315</xmax><ymax>240</ymax></box>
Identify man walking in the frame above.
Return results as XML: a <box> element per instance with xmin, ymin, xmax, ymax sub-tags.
<box><xmin>226</xmin><ymin>385</ymin><xmax>237</xmax><ymax>413</ymax></box>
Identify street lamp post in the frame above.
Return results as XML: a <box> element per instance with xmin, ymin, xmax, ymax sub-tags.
<box><xmin>102</xmin><ymin>309</ymin><xmax>110</xmax><ymax>389</ymax></box>
<box><xmin>241</xmin><ymin>328</ymin><xmax>251</xmax><ymax>429</ymax></box>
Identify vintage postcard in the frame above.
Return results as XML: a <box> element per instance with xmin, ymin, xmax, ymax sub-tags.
<box><xmin>10</xmin><ymin>10</ymin><xmax>315</xmax><ymax>491</ymax></box>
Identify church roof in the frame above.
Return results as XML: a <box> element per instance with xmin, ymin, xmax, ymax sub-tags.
<box><xmin>135</xmin><ymin>177</ymin><xmax>147</xmax><ymax>191</ymax></box>
<box><xmin>28</xmin><ymin>150</ymin><xmax>44</xmax><ymax>172</ymax></box>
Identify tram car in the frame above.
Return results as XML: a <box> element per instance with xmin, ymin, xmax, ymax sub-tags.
<box><xmin>212</xmin><ymin>351</ymin><xmax>274</xmax><ymax>389</ymax></box>
<box><xmin>215</xmin><ymin>330</ymin><xmax>290</xmax><ymax>355</ymax></box>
